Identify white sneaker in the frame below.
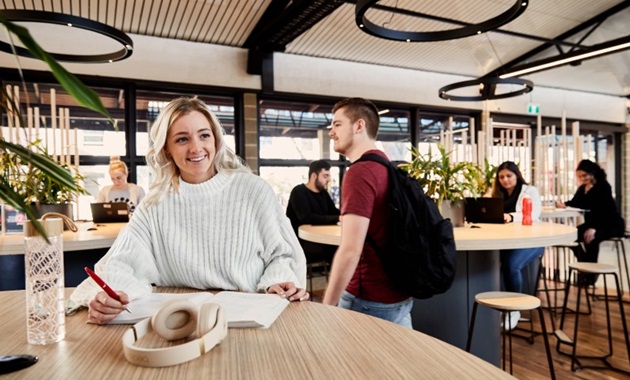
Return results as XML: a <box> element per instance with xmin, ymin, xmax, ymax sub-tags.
<box><xmin>503</xmin><ymin>311</ymin><xmax>521</xmax><ymax>331</ymax></box>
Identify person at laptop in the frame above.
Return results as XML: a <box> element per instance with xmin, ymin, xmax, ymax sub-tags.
<box><xmin>286</xmin><ymin>159</ymin><xmax>340</xmax><ymax>267</ymax></box>
<box><xmin>491</xmin><ymin>161</ymin><xmax>543</xmax><ymax>329</ymax></box>
<box><xmin>71</xmin><ymin>97</ymin><xmax>308</xmax><ymax>324</ymax></box>
<box><xmin>557</xmin><ymin>159</ymin><xmax>624</xmax><ymax>285</ymax></box>
<box><xmin>97</xmin><ymin>158</ymin><xmax>146</xmax><ymax>214</ymax></box>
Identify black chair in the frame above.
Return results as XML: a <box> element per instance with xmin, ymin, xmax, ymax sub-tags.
<box><xmin>300</xmin><ymin>240</ymin><xmax>335</xmax><ymax>293</ymax></box>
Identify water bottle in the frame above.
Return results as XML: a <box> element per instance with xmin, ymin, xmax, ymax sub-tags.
<box><xmin>522</xmin><ymin>197</ymin><xmax>533</xmax><ymax>226</ymax></box>
<box><xmin>23</xmin><ymin>217</ymin><xmax>65</xmax><ymax>345</ymax></box>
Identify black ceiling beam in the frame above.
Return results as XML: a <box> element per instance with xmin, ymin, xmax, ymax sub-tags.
<box><xmin>245</xmin><ymin>0</ymin><xmax>344</xmax><ymax>75</ymax></box>
<box><xmin>485</xmin><ymin>1</ymin><xmax>630</xmax><ymax>78</ymax></box>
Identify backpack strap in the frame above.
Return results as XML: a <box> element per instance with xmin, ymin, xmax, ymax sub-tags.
<box><xmin>353</xmin><ymin>153</ymin><xmax>392</xmax><ymax>169</ymax></box>
<box><xmin>351</xmin><ymin>153</ymin><xmax>393</xmax><ymax>255</ymax></box>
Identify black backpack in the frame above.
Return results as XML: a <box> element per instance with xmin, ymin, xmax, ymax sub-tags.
<box><xmin>354</xmin><ymin>153</ymin><xmax>457</xmax><ymax>299</ymax></box>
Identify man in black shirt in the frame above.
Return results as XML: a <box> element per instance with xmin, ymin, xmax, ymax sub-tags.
<box><xmin>286</xmin><ymin>160</ymin><xmax>340</xmax><ymax>264</ymax></box>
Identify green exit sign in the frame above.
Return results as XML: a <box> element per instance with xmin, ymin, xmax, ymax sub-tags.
<box><xmin>527</xmin><ymin>103</ymin><xmax>540</xmax><ymax>114</ymax></box>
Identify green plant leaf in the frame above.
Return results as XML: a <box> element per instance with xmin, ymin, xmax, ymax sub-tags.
<box><xmin>0</xmin><ymin>16</ymin><xmax>112</xmax><ymax>120</ymax></box>
<box><xmin>0</xmin><ymin>140</ymin><xmax>76</xmax><ymax>190</ymax></box>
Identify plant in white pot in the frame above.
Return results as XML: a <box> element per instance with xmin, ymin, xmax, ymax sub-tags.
<box><xmin>399</xmin><ymin>145</ymin><xmax>481</xmax><ymax>226</ymax></box>
<box><xmin>0</xmin><ymin>15</ymin><xmax>111</xmax><ymax>237</ymax></box>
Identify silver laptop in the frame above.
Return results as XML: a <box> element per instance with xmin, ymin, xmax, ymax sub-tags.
<box><xmin>90</xmin><ymin>202</ymin><xmax>130</xmax><ymax>223</ymax></box>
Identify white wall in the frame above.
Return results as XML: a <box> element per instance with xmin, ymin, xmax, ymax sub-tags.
<box><xmin>0</xmin><ymin>34</ymin><xmax>261</xmax><ymax>90</ymax></box>
<box><xmin>274</xmin><ymin>53</ymin><xmax>627</xmax><ymax>124</ymax></box>
<box><xmin>0</xmin><ymin>33</ymin><xmax>626</xmax><ymax>124</ymax></box>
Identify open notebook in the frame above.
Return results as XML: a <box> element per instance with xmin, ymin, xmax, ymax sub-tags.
<box><xmin>108</xmin><ymin>291</ymin><xmax>289</xmax><ymax>329</ymax></box>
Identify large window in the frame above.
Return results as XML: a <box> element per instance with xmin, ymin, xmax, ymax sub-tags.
<box><xmin>416</xmin><ymin>112</ymin><xmax>472</xmax><ymax>162</ymax></box>
<box><xmin>1</xmin><ymin>82</ymin><xmax>124</xmax><ymax>159</ymax></box>
<box><xmin>1</xmin><ymin>81</ymin><xmax>124</xmax><ymax>220</ymax></box>
<box><xmin>259</xmin><ymin>100</ymin><xmax>410</xmax><ymax>206</ymax></box>
<box><xmin>376</xmin><ymin>109</ymin><xmax>411</xmax><ymax>162</ymax></box>
<box><xmin>259</xmin><ymin>100</ymin><xmax>332</xmax><ymax>161</ymax></box>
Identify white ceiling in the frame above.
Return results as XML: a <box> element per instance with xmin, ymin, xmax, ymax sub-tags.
<box><xmin>1</xmin><ymin>0</ymin><xmax>628</xmax><ymax>98</ymax></box>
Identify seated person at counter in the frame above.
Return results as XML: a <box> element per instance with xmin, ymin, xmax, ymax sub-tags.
<box><xmin>492</xmin><ymin>161</ymin><xmax>543</xmax><ymax>328</ymax></box>
<box><xmin>557</xmin><ymin>159</ymin><xmax>624</xmax><ymax>285</ymax></box>
<box><xmin>70</xmin><ymin>97</ymin><xmax>308</xmax><ymax>324</ymax></box>
<box><xmin>286</xmin><ymin>159</ymin><xmax>340</xmax><ymax>265</ymax></box>
<box><xmin>97</xmin><ymin>157</ymin><xmax>146</xmax><ymax>214</ymax></box>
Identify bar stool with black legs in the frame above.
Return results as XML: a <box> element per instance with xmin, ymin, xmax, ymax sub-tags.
<box><xmin>466</xmin><ymin>291</ymin><xmax>555</xmax><ymax>379</ymax></box>
<box><xmin>597</xmin><ymin>237</ymin><xmax>630</xmax><ymax>301</ymax></box>
<box><xmin>555</xmin><ymin>262</ymin><xmax>630</xmax><ymax>374</ymax></box>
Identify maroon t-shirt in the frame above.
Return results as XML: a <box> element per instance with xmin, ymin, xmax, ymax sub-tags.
<box><xmin>341</xmin><ymin>149</ymin><xmax>409</xmax><ymax>303</ymax></box>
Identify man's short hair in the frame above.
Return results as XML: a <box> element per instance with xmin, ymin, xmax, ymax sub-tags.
<box><xmin>332</xmin><ymin>97</ymin><xmax>380</xmax><ymax>139</ymax></box>
<box><xmin>308</xmin><ymin>159</ymin><xmax>332</xmax><ymax>177</ymax></box>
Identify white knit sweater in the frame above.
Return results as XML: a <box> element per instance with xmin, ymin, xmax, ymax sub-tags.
<box><xmin>71</xmin><ymin>171</ymin><xmax>306</xmax><ymax>306</ymax></box>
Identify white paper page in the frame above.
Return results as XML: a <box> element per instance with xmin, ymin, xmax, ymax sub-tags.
<box><xmin>109</xmin><ymin>292</ymin><xmax>214</xmax><ymax>324</ymax></box>
<box><xmin>210</xmin><ymin>291</ymin><xmax>289</xmax><ymax>329</ymax></box>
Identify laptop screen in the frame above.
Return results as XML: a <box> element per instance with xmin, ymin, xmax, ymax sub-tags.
<box><xmin>464</xmin><ymin>197</ymin><xmax>505</xmax><ymax>224</ymax></box>
<box><xmin>91</xmin><ymin>202</ymin><xmax>130</xmax><ymax>223</ymax></box>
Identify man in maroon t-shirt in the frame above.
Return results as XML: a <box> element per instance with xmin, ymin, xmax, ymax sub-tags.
<box><xmin>322</xmin><ymin>97</ymin><xmax>413</xmax><ymax>328</ymax></box>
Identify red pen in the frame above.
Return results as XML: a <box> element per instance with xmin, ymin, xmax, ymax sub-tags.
<box><xmin>84</xmin><ymin>267</ymin><xmax>131</xmax><ymax>313</ymax></box>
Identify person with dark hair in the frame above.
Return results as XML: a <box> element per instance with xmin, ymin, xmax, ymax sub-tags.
<box><xmin>557</xmin><ymin>159</ymin><xmax>625</xmax><ymax>284</ymax></box>
<box><xmin>492</xmin><ymin>161</ymin><xmax>544</xmax><ymax>329</ymax></box>
<box><xmin>286</xmin><ymin>159</ymin><xmax>340</xmax><ymax>264</ymax></box>
<box><xmin>322</xmin><ymin>97</ymin><xmax>413</xmax><ymax>328</ymax></box>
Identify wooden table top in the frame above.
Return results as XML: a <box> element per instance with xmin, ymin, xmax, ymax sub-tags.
<box><xmin>0</xmin><ymin>222</ymin><xmax>125</xmax><ymax>255</ymax></box>
<box><xmin>299</xmin><ymin>222</ymin><xmax>577</xmax><ymax>251</ymax></box>
<box><xmin>0</xmin><ymin>288</ymin><xmax>513</xmax><ymax>379</ymax></box>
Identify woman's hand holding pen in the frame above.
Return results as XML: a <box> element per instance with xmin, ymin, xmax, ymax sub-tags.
<box><xmin>87</xmin><ymin>291</ymin><xmax>130</xmax><ymax>324</ymax></box>
<box><xmin>266</xmin><ymin>282</ymin><xmax>310</xmax><ymax>302</ymax></box>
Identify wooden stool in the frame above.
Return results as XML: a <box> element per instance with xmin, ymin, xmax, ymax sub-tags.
<box><xmin>466</xmin><ymin>291</ymin><xmax>555</xmax><ymax>379</ymax></box>
<box><xmin>601</xmin><ymin>237</ymin><xmax>630</xmax><ymax>299</ymax></box>
<box><xmin>555</xmin><ymin>262</ymin><xmax>630</xmax><ymax>374</ymax></box>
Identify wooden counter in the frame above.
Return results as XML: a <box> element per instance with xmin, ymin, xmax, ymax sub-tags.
<box><xmin>299</xmin><ymin>222</ymin><xmax>577</xmax><ymax>366</ymax></box>
<box><xmin>299</xmin><ymin>222</ymin><xmax>577</xmax><ymax>250</ymax></box>
<box><xmin>0</xmin><ymin>288</ymin><xmax>513</xmax><ymax>379</ymax></box>
<box><xmin>0</xmin><ymin>223</ymin><xmax>125</xmax><ymax>291</ymax></box>
<box><xmin>0</xmin><ymin>222</ymin><xmax>125</xmax><ymax>255</ymax></box>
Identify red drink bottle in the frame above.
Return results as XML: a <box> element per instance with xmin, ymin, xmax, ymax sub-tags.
<box><xmin>522</xmin><ymin>197</ymin><xmax>532</xmax><ymax>225</ymax></box>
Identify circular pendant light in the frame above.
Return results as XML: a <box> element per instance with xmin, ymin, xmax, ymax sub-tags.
<box><xmin>439</xmin><ymin>77</ymin><xmax>533</xmax><ymax>101</ymax></box>
<box><xmin>356</xmin><ymin>0</ymin><xmax>528</xmax><ymax>42</ymax></box>
<box><xmin>0</xmin><ymin>10</ymin><xmax>133</xmax><ymax>63</ymax></box>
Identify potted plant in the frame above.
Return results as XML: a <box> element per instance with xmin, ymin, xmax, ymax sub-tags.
<box><xmin>1</xmin><ymin>139</ymin><xmax>89</xmax><ymax>221</ymax></box>
<box><xmin>399</xmin><ymin>145</ymin><xmax>481</xmax><ymax>226</ymax></box>
<box><xmin>471</xmin><ymin>159</ymin><xmax>498</xmax><ymax>197</ymax></box>
<box><xmin>0</xmin><ymin>15</ymin><xmax>111</xmax><ymax>237</ymax></box>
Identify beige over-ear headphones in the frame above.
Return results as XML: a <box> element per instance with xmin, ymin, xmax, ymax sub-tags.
<box><xmin>122</xmin><ymin>300</ymin><xmax>228</xmax><ymax>367</ymax></box>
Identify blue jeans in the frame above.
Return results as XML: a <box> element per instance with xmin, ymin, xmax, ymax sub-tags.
<box><xmin>500</xmin><ymin>247</ymin><xmax>545</xmax><ymax>293</ymax></box>
<box><xmin>338</xmin><ymin>291</ymin><xmax>413</xmax><ymax>328</ymax></box>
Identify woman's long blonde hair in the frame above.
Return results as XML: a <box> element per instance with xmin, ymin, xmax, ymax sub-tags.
<box><xmin>143</xmin><ymin>97</ymin><xmax>249</xmax><ymax>206</ymax></box>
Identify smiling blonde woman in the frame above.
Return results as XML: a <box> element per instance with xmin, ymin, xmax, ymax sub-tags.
<box><xmin>72</xmin><ymin>97</ymin><xmax>308</xmax><ymax>324</ymax></box>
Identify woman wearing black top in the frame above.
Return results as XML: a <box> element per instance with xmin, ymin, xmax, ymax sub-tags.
<box><xmin>557</xmin><ymin>159</ymin><xmax>624</xmax><ymax>283</ymax></box>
